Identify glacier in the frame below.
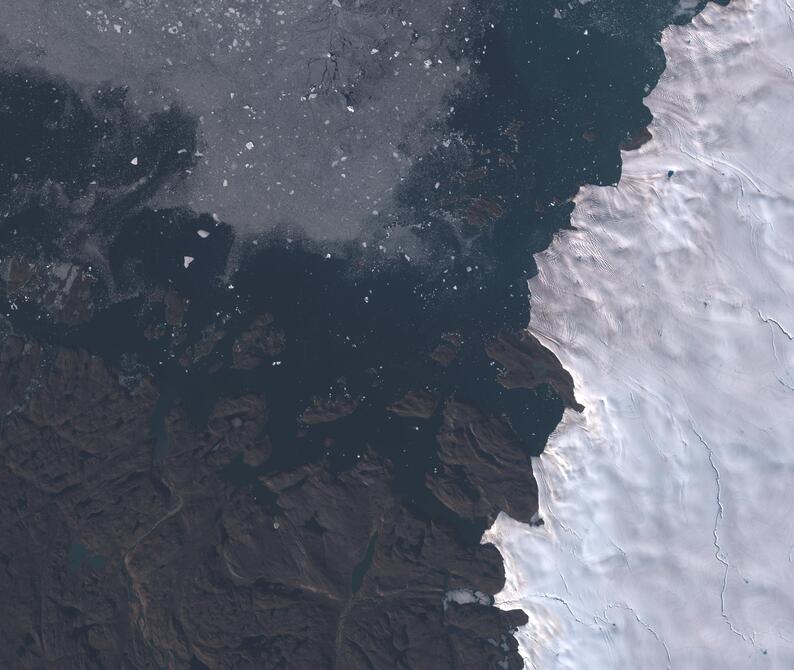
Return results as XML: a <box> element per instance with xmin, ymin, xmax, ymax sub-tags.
<box><xmin>485</xmin><ymin>0</ymin><xmax>794</xmax><ymax>667</ymax></box>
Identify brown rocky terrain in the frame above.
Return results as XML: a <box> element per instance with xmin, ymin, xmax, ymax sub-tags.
<box><xmin>0</xmin><ymin>332</ymin><xmax>541</xmax><ymax>669</ymax></box>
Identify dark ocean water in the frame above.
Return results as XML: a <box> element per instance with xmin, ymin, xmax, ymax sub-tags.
<box><xmin>0</xmin><ymin>1</ymin><xmax>722</xmax><ymax>667</ymax></box>
<box><xmin>55</xmin><ymin>0</ymin><xmax>708</xmax><ymax>499</ymax></box>
<box><xmin>1</xmin><ymin>0</ymin><xmax>707</xmax><ymax>593</ymax></box>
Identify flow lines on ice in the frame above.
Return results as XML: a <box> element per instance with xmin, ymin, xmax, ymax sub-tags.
<box><xmin>758</xmin><ymin>310</ymin><xmax>794</xmax><ymax>340</ymax></box>
<box><xmin>690</xmin><ymin>421</ymin><xmax>755</xmax><ymax>646</ymax></box>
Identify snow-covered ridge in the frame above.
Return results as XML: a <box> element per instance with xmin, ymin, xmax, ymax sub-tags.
<box><xmin>485</xmin><ymin>0</ymin><xmax>794</xmax><ymax>667</ymax></box>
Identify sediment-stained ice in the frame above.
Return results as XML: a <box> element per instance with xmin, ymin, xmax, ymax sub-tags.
<box><xmin>485</xmin><ymin>0</ymin><xmax>794</xmax><ymax>667</ymax></box>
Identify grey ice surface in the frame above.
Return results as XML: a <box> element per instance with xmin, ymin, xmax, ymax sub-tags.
<box><xmin>0</xmin><ymin>0</ymin><xmax>491</xmax><ymax>240</ymax></box>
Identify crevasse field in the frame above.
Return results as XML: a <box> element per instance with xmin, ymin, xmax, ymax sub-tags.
<box><xmin>485</xmin><ymin>0</ymin><xmax>794</xmax><ymax>667</ymax></box>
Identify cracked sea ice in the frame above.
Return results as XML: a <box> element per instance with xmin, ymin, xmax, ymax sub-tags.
<box><xmin>485</xmin><ymin>0</ymin><xmax>794</xmax><ymax>667</ymax></box>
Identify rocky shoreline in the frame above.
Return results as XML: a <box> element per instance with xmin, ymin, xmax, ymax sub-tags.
<box><xmin>0</xmin><ymin>1</ymin><xmax>720</xmax><ymax>667</ymax></box>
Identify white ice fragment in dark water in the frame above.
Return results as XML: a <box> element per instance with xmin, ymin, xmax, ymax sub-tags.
<box><xmin>332</xmin><ymin>0</ymin><xmax>341</xmax><ymax>6</ymax></box>
<box><xmin>197</xmin><ymin>229</ymin><xmax>210</xmax><ymax>238</ymax></box>
<box><xmin>443</xmin><ymin>589</ymin><xmax>491</xmax><ymax>609</ymax></box>
<box><xmin>130</xmin><ymin>157</ymin><xmax>138</xmax><ymax>165</ymax></box>
<box><xmin>245</xmin><ymin>141</ymin><xmax>254</xmax><ymax>150</ymax></box>
<box><xmin>325</xmin><ymin>253</ymin><xmax>332</xmax><ymax>259</ymax></box>
<box><xmin>223</xmin><ymin>179</ymin><xmax>228</xmax><ymax>187</ymax></box>
<box><xmin>370</xmin><ymin>48</ymin><xmax>379</xmax><ymax>54</ymax></box>
<box><xmin>346</xmin><ymin>105</ymin><xmax>355</xmax><ymax>113</ymax></box>
<box><xmin>183</xmin><ymin>256</ymin><xmax>194</xmax><ymax>269</ymax></box>
<box><xmin>434</xmin><ymin>182</ymin><xmax>440</xmax><ymax>189</ymax></box>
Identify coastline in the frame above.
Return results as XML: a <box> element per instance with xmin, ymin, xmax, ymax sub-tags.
<box><xmin>486</xmin><ymin>0</ymin><xmax>794</xmax><ymax>666</ymax></box>
<box><xmin>0</xmin><ymin>2</ymin><xmax>747</xmax><ymax>667</ymax></box>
